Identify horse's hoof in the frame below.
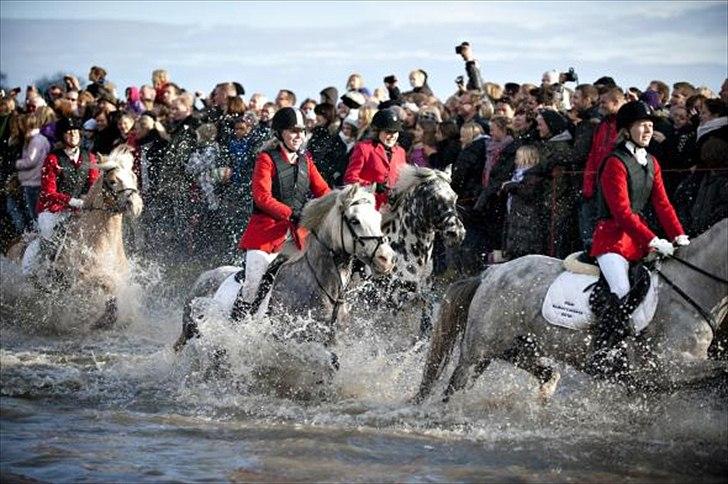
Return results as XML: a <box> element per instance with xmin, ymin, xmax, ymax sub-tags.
<box><xmin>538</xmin><ymin>370</ymin><xmax>561</xmax><ymax>404</ymax></box>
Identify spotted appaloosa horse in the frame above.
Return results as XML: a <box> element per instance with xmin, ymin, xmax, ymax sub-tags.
<box><xmin>353</xmin><ymin>165</ymin><xmax>465</xmax><ymax>337</ymax></box>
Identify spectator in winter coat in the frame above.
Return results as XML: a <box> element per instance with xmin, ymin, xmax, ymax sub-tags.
<box><xmin>448</xmin><ymin>121</ymin><xmax>488</xmax><ymax>274</ymax></box>
<box><xmin>501</xmin><ymin>145</ymin><xmax>545</xmax><ymax>259</ymax></box>
<box><xmin>307</xmin><ymin>103</ymin><xmax>347</xmax><ymax>187</ymax></box>
<box><xmin>579</xmin><ymin>86</ymin><xmax>625</xmax><ymax>252</ymax></box>
<box><xmin>535</xmin><ymin>109</ymin><xmax>578</xmax><ymax>258</ymax></box>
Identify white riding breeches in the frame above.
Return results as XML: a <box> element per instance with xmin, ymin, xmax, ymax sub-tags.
<box><xmin>240</xmin><ymin>249</ymin><xmax>279</xmax><ymax>312</ymax></box>
<box><xmin>22</xmin><ymin>211</ymin><xmax>68</xmax><ymax>276</ymax></box>
<box><xmin>596</xmin><ymin>252</ymin><xmax>630</xmax><ymax>299</ymax></box>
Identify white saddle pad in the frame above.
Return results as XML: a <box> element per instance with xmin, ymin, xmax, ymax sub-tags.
<box><xmin>213</xmin><ymin>271</ymin><xmax>243</xmax><ymax>314</ymax></box>
<box><xmin>542</xmin><ymin>271</ymin><xmax>659</xmax><ymax>334</ymax></box>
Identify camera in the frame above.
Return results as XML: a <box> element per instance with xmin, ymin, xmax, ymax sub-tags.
<box><xmin>561</xmin><ymin>67</ymin><xmax>578</xmax><ymax>84</ymax></box>
<box><xmin>455</xmin><ymin>41</ymin><xmax>470</xmax><ymax>55</ymax></box>
<box><xmin>383</xmin><ymin>75</ymin><xmax>397</xmax><ymax>85</ymax></box>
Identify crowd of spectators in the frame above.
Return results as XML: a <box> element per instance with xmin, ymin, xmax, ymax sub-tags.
<box><xmin>1</xmin><ymin>44</ymin><xmax>726</xmax><ymax>274</ymax></box>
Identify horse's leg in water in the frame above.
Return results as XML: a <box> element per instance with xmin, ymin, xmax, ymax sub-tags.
<box><xmin>173</xmin><ymin>298</ymin><xmax>201</xmax><ymax>352</ymax></box>
<box><xmin>443</xmin><ymin>344</ymin><xmax>492</xmax><ymax>402</ymax></box>
<box><xmin>92</xmin><ymin>297</ymin><xmax>118</xmax><ymax>330</ymax></box>
<box><xmin>502</xmin><ymin>334</ymin><xmax>561</xmax><ymax>402</ymax></box>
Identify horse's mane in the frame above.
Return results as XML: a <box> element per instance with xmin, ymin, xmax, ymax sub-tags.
<box><xmin>391</xmin><ymin>165</ymin><xmax>450</xmax><ymax>200</ymax></box>
<box><xmin>385</xmin><ymin>165</ymin><xmax>451</xmax><ymax>221</ymax></box>
<box><xmin>301</xmin><ymin>184</ymin><xmax>370</xmax><ymax>232</ymax></box>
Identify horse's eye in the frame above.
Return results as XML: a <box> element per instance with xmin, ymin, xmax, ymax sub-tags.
<box><xmin>349</xmin><ymin>218</ymin><xmax>361</xmax><ymax>226</ymax></box>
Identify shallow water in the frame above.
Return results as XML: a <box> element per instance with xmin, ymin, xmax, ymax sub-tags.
<box><xmin>1</xmin><ymin>257</ymin><xmax>727</xmax><ymax>482</ymax></box>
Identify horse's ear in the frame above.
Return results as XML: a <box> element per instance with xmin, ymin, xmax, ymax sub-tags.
<box><xmin>443</xmin><ymin>164</ymin><xmax>453</xmax><ymax>177</ymax></box>
<box><xmin>365</xmin><ymin>183</ymin><xmax>376</xmax><ymax>194</ymax></box>
<box><xmin>95</xmin><ymin>155</ymin><xmax>117</xmax><ymax>171</ymax></box>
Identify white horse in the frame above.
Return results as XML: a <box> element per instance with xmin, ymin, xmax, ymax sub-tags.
<box><xmin>6</xmin><ymin>144</ymin><xmax>143</xmax><ymax>328</ymax></box>
<box><xmin>174</xmin><ymin>183</ymin><xmax>395</xmax><ymax>350</ymax></box>
<box><xmin>416</xmin><ymin>218</ymin><xmax>728</xmax><ymax>403</ymax></box>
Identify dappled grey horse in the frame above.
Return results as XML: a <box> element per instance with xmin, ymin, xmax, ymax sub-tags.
<box><xmin>174</xmin><ymin>184</ymin><xmax>395</xmax><ymax>351</ymax></box>
<box><xmin>416</xmin><ymin>218</ymin><xmax>728</xmax><ymax>402</ymax></box>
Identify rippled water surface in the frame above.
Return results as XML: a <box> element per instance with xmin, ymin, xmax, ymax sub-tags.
<box><xmin>1</xmin><ymin>257</ymin><xmax>727</xmax><ymax>482</ymax></box>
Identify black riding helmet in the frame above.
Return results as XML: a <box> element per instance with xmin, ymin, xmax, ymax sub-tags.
<box><xmin>616</xmin><ymin>101</ymin><xmax>659</xmax><ymax>131</ymax></box>
<box><xmin>371</xmin><ymin>108</ymin><xmax>402</xmax><ymax>132</ymax></box>
<box><xmin>271</xmin><ymin>107</ymin><xmax>306</xmax><ymax>152</ymax></box>
<box><xmin>56</xmin><ymin>116</ymin><xmax>84</xmax><ymax>136</ymax></box>
<box><xmin>271</xmin><ymin>107</ymin><xmax>306</xmax><ymax>135</ymax></box>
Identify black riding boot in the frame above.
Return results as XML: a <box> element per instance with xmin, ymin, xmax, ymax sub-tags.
<box><xmin>587</xmin><ymin>292</ymin><xmax>632</xmax><ymax>379</ymax></box>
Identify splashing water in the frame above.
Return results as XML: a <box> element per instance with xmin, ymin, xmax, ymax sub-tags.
<box><xmin>1</xmin><ymin>254</ymin><xmax>726</xmax><ymax>481</ymax></box>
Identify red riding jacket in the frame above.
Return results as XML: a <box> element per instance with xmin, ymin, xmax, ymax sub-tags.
<box><xmin>590</xmin><ymin>153</ymin><xmax>684</xmax><ymax>262</ymax></box>
<box><xmin>343</xmin><ymin>139</ymin><xmax>406</xmax><ymax>210</ymax></box>
<box><xmin>37</xmin><ymin>149</ymin><xmax>100</xmax><ymax>213</ymax></box>
<box><xmin>238</xmin><ymin>147</ymin><xmax>330</xmax><ymax>253</ymax></box>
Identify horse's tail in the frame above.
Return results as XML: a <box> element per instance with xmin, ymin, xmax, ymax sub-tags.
<box><xmin>413</xmin><ymin>275</ymin><xmax>482</xmax><ymax>403</ymax></box>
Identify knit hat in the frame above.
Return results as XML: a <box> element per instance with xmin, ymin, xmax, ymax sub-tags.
<box><xmin>539</xmin><ymin>109</ymin><xmax>568</xmax><ymax>136</ymax></box>
<box><xmin>341</xmin><ymin>91</ymin><xmax>366</xmax><ymax>109</ymax></box>
<box><xmin>83</xmin><ymin>118</ymin><xmax>97</xmax><ymax>131</ymax></box>
<box><xmin>342</xmin><ymin>114</ymin><xmax>359</xmax><ymax>129</ymax></box>
<box><xmin>639</xmin><ymin>90</ymin><xmax>662</xmax><ymax>110</ymax></box>
<box><xmin>401</xmin><ymin>102</ymin><xmax>420</xmax><ymax>113</ymax></box>
<box><xmin>320</xmin><ymin>86</ymin><xmax>338</xmax><ymax>105</ymax></box>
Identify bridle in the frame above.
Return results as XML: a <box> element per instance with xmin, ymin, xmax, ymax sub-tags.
<box><xmin>99</xmin><ymin>169</ymin><xmax>139</xmax><ymax>213</ymax></box>
<box><xmin>305</xmin><ymin>203</ymin><xmax>387</xmax><ymax>327</ymax></box>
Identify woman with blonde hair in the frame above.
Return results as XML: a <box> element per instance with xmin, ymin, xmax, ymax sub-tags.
<box><xmin>356</xmin><ymin>104</ymin><xmax>377</xmax><ymax>140</ymax></box>
<box><xmin>500</xmin><ymin>144</ymin><xmax>545</xmax><ymax>259</ymax></box>
<box><xmin>152</xmin><ymin>69</ymin><xmax>170</xmax><ymax>105</ymax></box>
<box><xmin>449</xmin><ymin>120</ymin><xmax>488</xmax><ymax>274</ymax></box>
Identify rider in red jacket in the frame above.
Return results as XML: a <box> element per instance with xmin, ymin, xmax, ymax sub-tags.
<box><xmin>36</xmin><ymin>117</ymin><xmax>100</xmax><ymax>234</ymax></box>
<box><xmin>588</xmin><ymin>101</ymin><xmax>688</xmax><ymax>375</ymax></box>
<box><xmin>235</xmin><ymin>107</ymin><xmax>330</xmax><ymax>316</ymax></box>
<box><xmin>344</xmin><ymin>109</ymin><xmax>407</xmax><ymax>210</ymax></box>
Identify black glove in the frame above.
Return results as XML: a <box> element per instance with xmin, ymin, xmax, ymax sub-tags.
<box><xmin>290</xmin><ymin>210</ymin><xmax>301</xmax><ymax>225</ymax></box>
<box><xmin>374</xmin><ymin>182</ymin><xmax>389</xmax><ymax>194</ymax></box>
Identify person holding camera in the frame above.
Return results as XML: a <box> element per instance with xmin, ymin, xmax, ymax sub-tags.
<box><xmin>456</xmin><ymin>42</ymin><xmax>483</xmax><ymax>91</ymax></box>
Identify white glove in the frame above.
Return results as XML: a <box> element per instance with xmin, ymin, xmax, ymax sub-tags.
<box><xmin>649</xmin><ymin>236</ymin><xmax>674</xmax><ymax>256</ymax></box>
<box><xmin>68</xmin><ymin>197</ymin><xmax>84</xmax><ymax>209</ymax></box>
<box><xmin>674</xmin><ymin>234</ymin><xmax>690</xmax><ymax>247</ymax></box>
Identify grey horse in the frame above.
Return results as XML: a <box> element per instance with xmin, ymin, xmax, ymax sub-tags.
<box><xmin>416</xmin><ymin>218</ymin><xmax>728</xmax><ymax>403</ymax></box>
<box><xmin>174</xmin><ymin>183</ymin><xmax>395</xmax><ymax>351</ymax></box>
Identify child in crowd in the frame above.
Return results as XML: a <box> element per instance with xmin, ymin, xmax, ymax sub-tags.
<box><xmin>500</xmin><ymin>145</ymin><xmax>544</xmax><ymax>260</ymax></box>
<box><xmin>228</xmin><ymin>112</ymin><xmax>259</xmax><ymax>191</ymax></box>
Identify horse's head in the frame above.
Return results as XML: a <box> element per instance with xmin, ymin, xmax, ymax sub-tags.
<box><xmin>95</xmin><ymin>144</ymin><xmax>143</xmax><ymax>218</ymax></box>
<box><xmin>394</xmin><ymin>165</ymin><xmax>465</xmax><ymax>247</ymax></box>
<box><xmin>302</xmin><ymin>184</ymin><xmax>395</xmax><ymax>275</ymax></box>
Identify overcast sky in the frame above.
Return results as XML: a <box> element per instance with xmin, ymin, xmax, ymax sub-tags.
<box><xmin>1</xmin><ymin>1</ymin><xmax>726</xmax><ymax>102</ymax></box>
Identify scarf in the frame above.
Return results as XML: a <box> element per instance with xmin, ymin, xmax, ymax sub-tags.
<box><xmin>696</xmin><ymin>116</ymin><xmax>728</xmax><ymax>141</ymax></box>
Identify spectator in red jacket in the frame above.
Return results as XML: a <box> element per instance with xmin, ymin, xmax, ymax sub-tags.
<box><xmin>343</xmin><ymin>108</ymin><xmax>407</xmax><ymax>210</ymax></box>
<box><xmin>579</xmin><ymin>86</ymin><xmax>625</xmax><ymax>252</ymax></box>
<box><xmin>236</xmin><ymin>107</ymin><xmax>330</xmax><ymax>313</ymax></box>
